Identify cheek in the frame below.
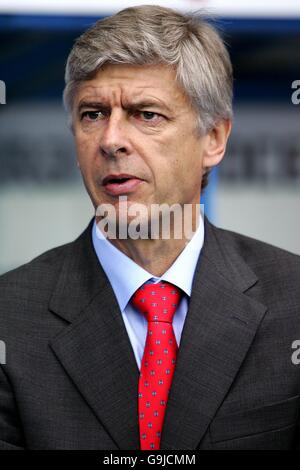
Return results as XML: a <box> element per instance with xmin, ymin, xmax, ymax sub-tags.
<box><xmin>170</xmin><ymin>139</ymin><xmax>203</xmax><ymax>193</ymax></box>
<box><xmin>75</xmin><ymin>133</ymin><xmax>97</xmax><ymax>164</ymax></box>
<box><xmin>162</xmin><ymin>136</ymin><xmax>200</xmax><ymax>177</ymax></box>
<box><xmin>75</xmin><ymin>133</ymin><xmax>87</xmax><ymax>153</ymax></box>
<box><xmin>145</xmin><ymin>136</ymin><xmax>182</xmax><ymax>186</ymax></box>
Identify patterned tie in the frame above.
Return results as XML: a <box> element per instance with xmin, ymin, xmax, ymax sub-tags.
<box><xmin>130</xmin><ymin>280</ymin><xmax>182</xmax><ymax>450</ymax></box>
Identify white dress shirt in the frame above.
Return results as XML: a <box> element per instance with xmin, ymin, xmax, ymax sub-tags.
<box><xmin>92</xmin><ymin>214</ymin><xmax>204</xmax><ymax>370</ymax></box>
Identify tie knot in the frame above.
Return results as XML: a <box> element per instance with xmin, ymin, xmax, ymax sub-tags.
<box><xmin>131</xmin><ymin>281</ymin><xmax>182</xmax><ymax>323</ymax></box>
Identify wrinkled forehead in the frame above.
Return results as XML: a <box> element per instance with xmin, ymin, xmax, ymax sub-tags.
<box><xmin>73</xmin><ymin>63</ymin><xmax>192</xmax><ymax>111</ymax></box>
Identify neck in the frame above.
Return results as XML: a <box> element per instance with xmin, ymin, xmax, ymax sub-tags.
<box><xmin>95</xmin><ymin>208</ymin><xmax>200</xmax><ymax>277</ymax></box>
<box><xmin>108</xmin><ymin>237</ymin><xmax>189</xmax><ymax>277</ymax></box>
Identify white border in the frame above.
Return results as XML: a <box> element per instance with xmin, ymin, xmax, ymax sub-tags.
<box><xmin>0</xmin><ymin>0</ymin><xmax>300</xmax><ymax>17</ymax></box>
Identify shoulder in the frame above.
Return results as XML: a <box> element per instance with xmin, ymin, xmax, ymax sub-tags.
<box><xmin>0</xmin><ymin>241</ymin><xmax>78</xmax><ymax>342</ymax></box>
<box><xmin>0</xmin><ymin>218</ymin><xmax>94</xmax><ymax>326</ymax></box>
<box><xmin>215</xmin><ymin>224</ymin><xmax>300</xmax><ymax>269</ymax></box>
<box><xmin>0</xmin><ymin>218</ymin><xmax>94</xmax><ymax>299</ymax></box>
<box><xmin>0</xmin><ymin>241</ymin><xmax>73</xmax><ymax>303</ymax></box>
<box><xmin>212</xmin><ymin>224</ymin><xmax>300</xmax><ymax>299</ymax></box>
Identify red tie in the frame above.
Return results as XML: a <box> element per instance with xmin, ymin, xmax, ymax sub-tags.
<box><xmin>130</xmin><ymin>281</ymin><xmax>182</xmax><ymax>450</ymax></box>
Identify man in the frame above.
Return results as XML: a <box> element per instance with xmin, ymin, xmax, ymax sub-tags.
<box><xmin>0</xmin><ymin>5</ymin><xmax>300</xmax><ymax>450</ymax></box>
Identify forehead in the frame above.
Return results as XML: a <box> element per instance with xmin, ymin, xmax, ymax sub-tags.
<box><xmin>74</xmin><ymin>63</ymin><xmax>191</xmax><ymax>110</ymax></box>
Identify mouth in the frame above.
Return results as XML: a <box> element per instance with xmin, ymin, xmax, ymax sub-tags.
<box><xmin>102</xmin><ymin>173</ymin><xmax>144</xmax><ymax>196</ymax></box>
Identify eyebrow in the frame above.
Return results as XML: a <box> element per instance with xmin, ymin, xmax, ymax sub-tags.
<box><xmin>77</xmin><ymin>101</ymin><xmax>108</xmax><ymax>114</ymax></box>
<box><xmin>77</xmin><ymin>99</ymin><xmax>172</xmax><ymax>114</ymax></box>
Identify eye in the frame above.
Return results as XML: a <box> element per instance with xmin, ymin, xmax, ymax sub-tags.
<box><xmin>136</xmin><ymin>111</ymin><xmax>164</xmax><ymax>124</ymax></box>
<box><xmin>141</xmin><ymin>111</ymin><xmax>158</xmax><ymax>120</ymax></box>
<box><xmin>81</xmin><ymin>111</ymin><xmax>106</xmax><ymax>121</ymax></box>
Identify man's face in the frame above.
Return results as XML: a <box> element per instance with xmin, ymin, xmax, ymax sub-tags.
<box><xmin>73</xmin><ymin>64</ymin><xmax>209</xmax><ymax>226</ymax></box>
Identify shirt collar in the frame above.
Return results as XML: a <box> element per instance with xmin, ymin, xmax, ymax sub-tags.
<box><xmin>92</xmin><ymin>214</ymin><xmax>204</xmax><ymax>311</ymax></box>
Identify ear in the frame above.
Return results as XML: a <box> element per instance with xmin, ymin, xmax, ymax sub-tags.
<box><xmin>202</xmin><ymin>119</ymin><xmax>232</xmax><ymax>171</ymax></box>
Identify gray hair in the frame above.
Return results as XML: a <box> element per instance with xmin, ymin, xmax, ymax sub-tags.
<box><xmin>63</xmin><ymin>5</ymin><xmax>233</xmax><ymax>188</ymax></box>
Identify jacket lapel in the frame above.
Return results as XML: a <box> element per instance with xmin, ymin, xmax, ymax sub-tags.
<box><xmin>160</xmin><ymin>217</ymin><xmax>268</xmax><ymax>450</ymax></box>
<box><xmin>48</xmin><ymin>219</ymin><xmax>140</xmax><ymax>449</ymax></box>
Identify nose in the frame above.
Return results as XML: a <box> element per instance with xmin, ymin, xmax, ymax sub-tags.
<box><xmin>99</xmin><ymin>110</ymin><xmax>131</xmax><ymax>159</ymax></box>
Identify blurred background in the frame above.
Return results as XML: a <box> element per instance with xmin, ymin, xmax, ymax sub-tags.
<box><xmin>0</xmin><ymin>0</ymin><xmax>300</xmax><ymax>274</ymax></box>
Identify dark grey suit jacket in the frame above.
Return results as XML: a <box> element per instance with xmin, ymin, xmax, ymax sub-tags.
<box><xmin>0</xmin><ymin>216</ymin><xmax>300</xmax><ymax>450</ymax></box>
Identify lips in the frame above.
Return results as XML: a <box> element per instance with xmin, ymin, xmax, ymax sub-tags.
<box><xmin>102</xmin><ymin>173</ymin><xmax>139</xmax><ymax>186</ymax></box>
<box><xmin>102</xmin><ymin>173</ymin><xmax>144</xmax><ymax>196</ymax></box>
